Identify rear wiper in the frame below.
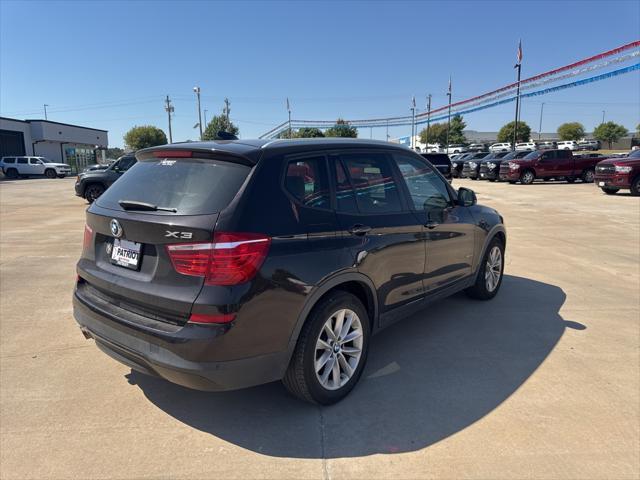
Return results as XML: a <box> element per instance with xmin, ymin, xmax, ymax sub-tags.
<box><xmin>118</xmin><ymin>200</ymin><xmax>177</xmax><ymax>213</ymax></box>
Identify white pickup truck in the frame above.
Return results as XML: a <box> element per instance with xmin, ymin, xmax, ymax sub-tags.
<box><xmin>0</xmin><ymin>156</ymin><xmax>72</xmax><ymax>179</ymax></box>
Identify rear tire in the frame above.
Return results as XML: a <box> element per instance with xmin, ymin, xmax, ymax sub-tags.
<box><xmin>45</xmin><ymin>169</ymin><xmax>57</xmax><ymax>179</ymax></box>
<box><xmin>631</xmin><ymin>177</ymin><xmax>640</xmax><ymax>197</ymax></box>
<box><xmin>581</xmin><ymin>169</ymin><xmax>595</xmax><ymax>183</ymax></box>
<box><xmin>465</xmin><ymin>237</ymin><xmax>505</xmax><ymax>300</ymax></box>
<box><xmin>5</xmin><ymin>168</ymin><xmax>18</xmax><ymax>179</ymax></box>
<box><xmin>282</xmin><ymin>291</ymin><xmax>370</xmax><ymax>405</ymax></box>
<box><xmin>84</xmin><ymin>184</ymin><xmax>105</xmax><ymax>203</ymax></box>
<box><xmin>601</xmin><ymin>187</ymin><xmax>619</xmax><ymax>195</ymax></box>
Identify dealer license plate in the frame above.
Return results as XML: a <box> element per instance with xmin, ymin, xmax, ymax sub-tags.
<box><xmin>110</xmin><ymin>239</ymin><xmax>141</xmax><ymax>270</ymax></box>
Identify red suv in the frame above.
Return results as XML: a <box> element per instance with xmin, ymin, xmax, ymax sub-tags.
<box><xmin>594</xmin><ymin>150</ymin><xmax>640</xmax><ymax>196</ymax></box>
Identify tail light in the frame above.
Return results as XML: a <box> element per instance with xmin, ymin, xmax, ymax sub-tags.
<box><xmin>82</xmin><ymin>224</ymin><xmax>93</xmax><ymax>253</ymax></box>
<box><xmin>166</xmin><ymin>232</ymin><xmax>271</xmax><ymax>286</ymax></box>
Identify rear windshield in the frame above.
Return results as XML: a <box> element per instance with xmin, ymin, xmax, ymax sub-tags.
<box><xmin>96</xmin><ymin>158</ymin><xmax>251</xmax><ymax>215</ymax></box>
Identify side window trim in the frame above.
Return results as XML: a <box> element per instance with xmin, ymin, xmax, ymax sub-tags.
<box><xmin>280</xmin><ymin>152</ymin><xmax>332</xmax><ymax>212</ymax></box>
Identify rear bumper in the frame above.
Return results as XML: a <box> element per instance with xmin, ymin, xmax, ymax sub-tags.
<box><xmin>73</xmin><ymin>291</ymin><xmax>288</xmax><ymax>391</ymax></box>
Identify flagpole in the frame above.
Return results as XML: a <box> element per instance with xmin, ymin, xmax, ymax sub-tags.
<box><xmin>513</xmin><ymin>40</ymin><xmax>522</xmax><ymax>151</ymax></box>
<box><xmin>410</xmin><ymin>96</ymin><xmax>416</xmax><ymax>150</ymax></box>
<box><xmin>287</xmin><ymin>98</ymin><xmax>292</xmax><ymax>138</ymax></box>
<box><xmin>446</xmin><ymin>77</ymin><xmax>452</xmax><ymax>154</ymax></box>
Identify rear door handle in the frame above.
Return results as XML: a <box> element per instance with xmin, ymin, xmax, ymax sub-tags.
<box><xmin>425</xmin><ymin>221</ymin><xmax>439</xmax><ymax>229</ymax></box>
<box><xmin>349</xmin><ymin>224</ymin><xmax>372</xmax><ymax>236</ymax></box>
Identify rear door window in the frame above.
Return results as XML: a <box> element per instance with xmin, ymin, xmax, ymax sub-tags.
<box><xmin>96</xmin><ymin>158</ymin><xmax>251</xmax><ymax>215</ymax></box>
<box><xmin>337</xmin><ymin>152</ymin><xmax>402</xmax><ymax>214</ymax></box>
<box><xmin>3</xmin><ymin>158</ymin><xmax>15</xmax><ymax>164</ymax></box>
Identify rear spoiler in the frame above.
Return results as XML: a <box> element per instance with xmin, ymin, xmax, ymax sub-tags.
<box><xmin>136</xmin><ymin>146</ymin><xmax>256</xmax><ymax>166</ymax></box>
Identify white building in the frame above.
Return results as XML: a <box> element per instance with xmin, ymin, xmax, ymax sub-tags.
<box><xmin>0</xmin><ymin>117</ymin><xmax>108</xmax><ymax>171</ymax></box>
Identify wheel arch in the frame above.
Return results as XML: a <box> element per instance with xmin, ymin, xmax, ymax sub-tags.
<box><xmin>473</xmin><ymin>224</ymin><xmax>507</xmax><ymax>283</ymax></box>
<box><xmin>284</xmin><ymin>272</ymin><xmax>378</xmax><ymax>367</ymax></box>
<box><xmin>82</xmin><ymin>181</ymin><xmax>106</xmax><ymax>196</ymax></box>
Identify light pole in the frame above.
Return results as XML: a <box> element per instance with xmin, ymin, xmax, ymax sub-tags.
<box><xmin>538</xmin><ymin>102</ymin><xmax>545</xmax><ymax>140</ymax></box>
<box><xmin>426</xmin><ymin>94</ymin><xmax>432</xmax><ymax>149</ymax></box>
<box><xmin>224</xmin><ymin>98</ymin><xmax>230</xmax><ymax>123</ymax></box>
<box><xmin>193</xmin><ymin>86</ymin><xmax>203</xmax><ymax>140</ymax></box>
<box><xmin>602</xmin><ymin>110</ymin><xmax>606</xmax><ymax>124</ymax></box>
<box><xmin>410</xmin><ymin>96</ymin><xmax>416</xmax><ymax>150</ymax></box>
<box><xmin>513</xmin><ymin>41</ymin><xmax>523</xmax><ymax>151</ymax></box>
<box><xmin>204</xmin><ymin>109</ymin><xmax>208</xmax><ymax>129</ymax></box>
<box><xmin>43</xmin><ymin>104</ymin><xmax>48</xmax><ymax>120</ymax></box>
<box><xmin>164</xmin><ymin>95</ymin><xmax>174</xmax><ymax>143</ymax></box>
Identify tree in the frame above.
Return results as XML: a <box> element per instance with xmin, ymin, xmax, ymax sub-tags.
<box><xmin>419</xmin><ymin>122</ymin><xmax>448</xmax><ymax>146</ymax></box>
<box><xmin>497</xmin><ymin>121</ymin><xmax>532</xmax><ymax>143</ymax></box>
<box><xmin>324</xmin><ymin>119</ymin><xmax>358</xmax><ymax>138</ymax></box>
<box><xmin>105</xmin><ymin>147</ymin><xmax>124</xmax><ymax>159</ymax></box>
<box><xmin>296</xmin><ymin>127</ymin><xmax>325</xmax><ymax>138</ymax></box>
<box><xmin>277</xmin><ymin>128</ymin><xmax>296</xmax><ymax>139</ymax></box>
<box><xmin>593</xmin><ymin>122</ymin><xmax>628</xmax><ymax>149</ymax></box>
<box><xmin>123</xmin><ymin>126</ymin><xmax>167</xmax><ymax>150</ymax></box>
<box><xmin>557</xmin><ymin>122</ymin><xmax>585</xmax><ymax>141</ymax></box>
<box><xmin>202</xmin><ymin>111</ymin><xmax>239</xmax><ymax>140</ymax></box>
<box><xmin>448</xmin><ymin>115</ymin><xmax>467</xmax><ymax>144</ymax></box>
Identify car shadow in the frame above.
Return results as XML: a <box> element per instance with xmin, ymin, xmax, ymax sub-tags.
<box><xmin>127</xmin><ymin>274</ymin><xmax>578</xmax><ymax>459</ymax></box>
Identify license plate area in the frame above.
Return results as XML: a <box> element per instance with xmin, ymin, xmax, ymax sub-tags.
<box><xmin>110</xmin><ymin>239</ymin><xmax>142</xmax><ymax>270</ymax></box>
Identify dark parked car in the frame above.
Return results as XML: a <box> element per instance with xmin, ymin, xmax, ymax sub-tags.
<box><xmin>478</xmin><ymin>150</ymin><xmax>530</xmax><ymax>181</ymax></box>
<box><xmin>73</xmin><ymin>139</ymin><xmax>507</xmax><ymax>405</ymax></box>
<box><xmin>451</xmin><ymin>152</ymin><xmax>478</xmax><ymax>178</ymax></box>
<box><xmin>420</xmin><ymin>153</ymin><xmax>452</xmax><ymax>182</ymax></box>
<box><xmin>463</xmin><ymin>152</ymin><xmax>507</xmax><ymax>180</ymax></box>
<box><xmin>594</xmin><ymin>149</ymin><xmax>640</xmax><ymax>196</ymax></box>
<box><xmin>75</xmin><ymin>154</ymin><xmax>137</xmax><ymax>202</ymax></box>
<box><xmin>499</xmin><ymin>149</ymin><xmax>601</xmax><ymax>184</ymax></box>
<box><xmin>460</xmin><ymin>152</ymin><xmax>491</xmax><ymax>179</ymax></box>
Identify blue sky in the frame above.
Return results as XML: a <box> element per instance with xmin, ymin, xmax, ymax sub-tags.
<box><xmin>1</xmin><ymin>0</ymin><xmax>638</xmax><ymax>147</ymax></box>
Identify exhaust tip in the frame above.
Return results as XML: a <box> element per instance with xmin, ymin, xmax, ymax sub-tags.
<box><xmin>80</xmin><ymin>327</ymin><xmax>92</xmax><ymax>340</ymax></box>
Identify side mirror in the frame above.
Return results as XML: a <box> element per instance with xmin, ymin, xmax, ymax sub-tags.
<box><xmin>457</xmin><ymin>187</ymin><xmax>477</xmax><ymax>207</ymax></box>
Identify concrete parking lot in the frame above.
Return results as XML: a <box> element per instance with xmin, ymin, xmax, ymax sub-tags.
<box><xmin>1</xmin><ymin>177</ymin><xmax>638</xmax><ymax>479</ymax></box>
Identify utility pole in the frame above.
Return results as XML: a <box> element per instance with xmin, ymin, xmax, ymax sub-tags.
<box><xmin>602</xmin><ymin>110</ymin><xmax>606</xmax><ymax>124</ymax></box>
<box><xmin>386</xmin><ymin>120</ymin><xmax>389</xmax><ymax>142</ymax></box>
<box><xmin>538</xmin><ymin>102</ymin><xmax>544</xmax><ymax>140</ymax></box>
<box><xmin>286</xmin><ymin>98</ymin><xmax>292</xmax><ymax>138</ymax></box>
<box><xmin>164</xmin><ymin>95</ymin><xmax>174</xmax><ymax>143</ymax></box>
<box><xmin>446</xmin><ymin>77</ymin><xmax>452</xmax><ymax>154</ymax></box>
<box><xmin>204</xmin><ymin>109</ymin><xmax>208</xmax><ymax>129</ymax></box>
<box><xmin>426</xmin><ymin>94</ymin><xmax>432</xmax><ymax>148</ymax></box>
<box><xmin>43</xmin><ymin>104</ymin><xmax>49</xmax><ymax>120</ymax></box>
<box><xmin>513</xmin><ymin>40</ymin><xmax>523</xmax><ymax>151</ymax></box>
<box><xmin>224</xmin><ymin>98</ymin><xmax>230</xmax><ymax>123</ymax></box>
<box><xmin>193</xmin><ymin>86</ymin><xmax>203</xmax><ymax>140</ymax></box>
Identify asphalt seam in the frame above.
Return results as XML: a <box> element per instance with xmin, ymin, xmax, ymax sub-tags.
<box><xmin>318</xmin><ymin>406</ymin><xmax>331</xmax><ymax>480</ymax></box>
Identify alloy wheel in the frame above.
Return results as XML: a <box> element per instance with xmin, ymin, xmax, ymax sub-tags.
<box><xmin>485</xmin><ymin>246</ymin><xmax>502</xmax><ymax>292</ymax></box>
<box><xmin>314</xmin><ymin>308</ymin><xmax>363</xmax><ymax>391</ymax></box>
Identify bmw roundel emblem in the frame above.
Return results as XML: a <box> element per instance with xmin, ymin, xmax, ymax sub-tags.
<box><xmin>110</xmin><ymin>219</ymin><xmax>123</xmax><ymax>238</ymax></box>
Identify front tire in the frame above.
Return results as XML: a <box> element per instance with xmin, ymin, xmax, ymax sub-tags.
<box><xmin>45</xmin><ymin>169</ymin><xmax>57</xmax><ymax>179</ymax></box>
<box><xmin>631</xmin><ymin>177</ymin><xmax>640</xmax><ymax>196</ymax></box>
<box><xmin>84</xmin><ymin>184</ymin><xmax>105</xmax><ymax>203</ymax></box>
<box><xmin>283</xmin><ymin>291</ymin><xmax>370</xmax><ymax>405</ymax></box>
<box><xmin>465</xmin><ymin>237</ymin><xmax>505</xmax><ymax>300</ymax></box>
<box><xmin>601</xmin><ymin>187</ymin><xmax>619</xmax><ymax>195</ymax></box>
<box><xmin>520</xmin><ymin>170</ymin><xmax>535</xmax><ymax>185</ymax></box>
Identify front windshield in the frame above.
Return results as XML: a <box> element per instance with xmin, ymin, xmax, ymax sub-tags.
<box><xmin>628</xmin><ymin>149</ymin><xmax>640</xmax><ymax>159</ymax></box>
<box><xmin>39</xmin><ymin>158</ymin><xmax>52</xmax><ymax>163</ymax></box>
